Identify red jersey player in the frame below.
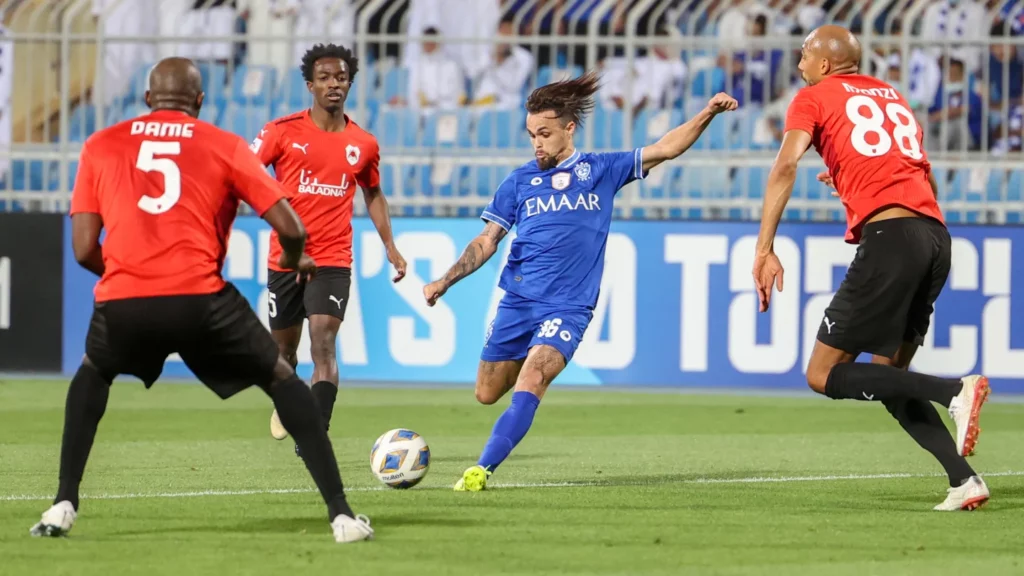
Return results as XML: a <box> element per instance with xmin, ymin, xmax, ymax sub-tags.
<box><xmin>752</xmin><ymin>25</ymin><xmax>990</xmax><ymax>512</ymax></box>
<box><xmin>31</xmin><ymin>58</ymin><xmax>373</xmax><ymax>543</ymax></box>
<box><xmin>251</xmin><ymin>44</ymin><xmax>406</xmax><ymax>450</ymax></box>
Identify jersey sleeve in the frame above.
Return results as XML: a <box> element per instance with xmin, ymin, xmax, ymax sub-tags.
<box><xmin>69</xmin><ymin>142</ymin><xmax>100</xmax><ymax>216</ymax></box>
<box><xmin>595</xmin><ymin>148</ymin><xmax>647</xmax><ymax>191</ymax></box>
<box><xmin>481</xmin><ymin>173</ymin><xmax>517</xmax><ymax>231</ymax></box>
<box><xmin>249</xmin><ymin>121</ymin><xmax>282</xmax><ymax>167</ymax></box>
<box><xmin>784</xmin><ymin>88</ymin><xmax>820</xmax><ymax>136</ymax></box>
<box><xmin>356</xmin><ymin>138</ymin><xmax>381</xmax><ymax>189</ymax></box>
<box><xmin>228</xmin><ymin>137</ymin><xmax>286</xmax><ymax>215</ymax></box>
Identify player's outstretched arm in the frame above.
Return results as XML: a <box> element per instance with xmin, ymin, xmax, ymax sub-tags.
<box><xmin>640</xmin><ymin>92</ymin><xmax>738</xmax><ymax>172</ymax></box>
<box><xmin>423</xmin><ymin>222</ymin><xmax>507</xmax><ymax>307</ymax></box>
<box><xmin>71</xmin><ymin>213</ymin><xmax>105</xmax><ymax>277</ymax></box>
<box><xmin>363</xmin><ymin>184</ymin><xmax>407</xmax><ymax>282</ymax></box>
<box><xmin>752</xmin><ymin>129</ymin><xmax>813</xmax><ymax>313</ymax></box>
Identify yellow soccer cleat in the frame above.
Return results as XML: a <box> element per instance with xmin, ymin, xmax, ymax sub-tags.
<box><xmin>453</xmin><ymin>465</ymin><xmax>490</xmax><ymax>492</ymax></box>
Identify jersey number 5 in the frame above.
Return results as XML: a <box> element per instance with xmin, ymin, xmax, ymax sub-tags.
<box><xmin>845</xmin><ymin>95</ymin><xmax>922</xmax><ymax>160</ymax></box>
<box><xmin>136</xmin><ymin>140</ymin><xmax>182</xmax><ymax>215</ymax></box>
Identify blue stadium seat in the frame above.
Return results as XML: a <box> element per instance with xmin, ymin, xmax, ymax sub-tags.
<box><xmin>537</xmin><ymin>65</ymin><xmax>583</xmax><ymax>87</ymax></box>
<box><xmin>422</xmin><ymin>110</ymin><xmax>473</xmax><ymax>148</ymax></box>
<box><xmin>413</xmin><ymin>161</ymin><xmax>462</xmax><ymax>197</ymax></box>
<box><xmin>469</xmin><ymin>165</ymin><xmax>514</xmax><ymax>197</ymax></box>
<box><xmin>476</xmin><ymin>109</ymin><xmax>524</xmax><ymax>148</ymax></box>
<box><xmin>730</xmin><ymin>167</ymin><xmax>769</xmax><ymax>200</ymax></box>
<box><xmin>223</xmin><ymin>106</ymin><xmax>272</xmax><ymax>139</ymax></box>
<box><xmin>379</xmin><ymin>108</ymin><xmax>421</xmax><ymax>147</ymax></box>
<box><xmin>279</xmin><ymin>68</ymin><xmax>310</xmax><ymax>108</ymax></box>
<box><xmin>591</xmin><ymin>106</ymin><xmax>624</xmax><ymax>149</ymax></box>
<box><xmin>68</xmin><ymin>105</ymin><xmax>97</xmax><ymax>140</ymax></box>
<box><xmin>197</xmin><ymin>61</ymin><xmax>228</xmax><ymax>106</ymax></box>
<box><xmin>231</xmin><ymin>66</ymin><xmax>278</xmax><ymax>106</ymax></box>
<box><xmin>638</xmin><ymin>166</ymin><xmax>681</xmax><ymax>199</ymax></box>
<box><xmin>10</xmin><ymin>160</ymin><xmax>48</xmax><ymax>191</ymax></box>
<box><xmin>689</xmin><ymin>67</ymin><xmax>725</xmax><ymax>97</ymax></box>
<box><xmin>632</xmin><ymin>109</ymin><xmax>682</xmax><ymax>149</ymax></box>
<box><xmin>792</xmin><ymin>167</ymin><xmax>826</xmax><ymax>199</ymax></box>
<box><xmin>121</xmin><ymin>63</ymin><xmax>153</xmax><ymax>104</ymax></box>
<box><xmin>680</xmin><ymin>166</ymin><xmax>730</xmax><ymax>198</ymax></box>
<box><xmin>1008</xmin><ymin>170</ymin><xmax>1024</xmax><ymax>202</ymax></box>
<box><xmin>382</xmin><ymin>67</ymin><xmax>408</xmax><ymax>103</ymax></box>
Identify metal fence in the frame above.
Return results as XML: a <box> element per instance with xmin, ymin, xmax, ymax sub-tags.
<box><xmin>3</xmin><ymin>0</ymin><xmax>1024</xmax><ymax>223</ymax></box>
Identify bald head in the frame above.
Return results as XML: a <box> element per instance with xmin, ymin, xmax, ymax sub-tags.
<box><xmin>145</xmin><ymin>57</ymin><xmax>204</xmax><ymax>116</ymax></box>
<box><xmin>798</xmin><ymin>25</ymin><xmax>862</xmax><ymax>85</ymax></box>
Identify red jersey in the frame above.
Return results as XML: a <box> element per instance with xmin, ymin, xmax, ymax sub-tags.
<box><xmin>785</xmin><ymin>74</ymin><xmax>944</xmax><ymax>243</ymax></box>
<box><xmin>70</xmin><ymin>110</ymin><xmax>285</xmax><ymax>302</ymax></box>
<box><xmin>252</xmin><ymin>110</ymin><xmax>380</xmax><ymax>271</ymax></box>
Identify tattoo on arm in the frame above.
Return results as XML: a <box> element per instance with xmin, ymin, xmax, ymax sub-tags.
<box><xmin>441</xmin><ymin>222</ymin><xmax>507</xmax><ymax>286</ymax></box>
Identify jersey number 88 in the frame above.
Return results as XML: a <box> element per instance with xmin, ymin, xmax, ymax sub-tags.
<box><xmin>845</xmin><ymin>95</ymin><xmax>922</xmax><ymax>160</ymax></box>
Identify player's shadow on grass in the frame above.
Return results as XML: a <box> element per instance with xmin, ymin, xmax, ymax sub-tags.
<box><xmin>106</xmin><ymin>515</ymin><xmax>481</xmax><ymax>537</ymax></box>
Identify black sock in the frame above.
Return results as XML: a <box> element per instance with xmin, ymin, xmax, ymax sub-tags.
<box><xmin>884</xmin><ymin>398</ymin><xmax>975</xmax><ymax>487</ymax></box>
<box><xmin>55</xmin><ymin>364</ymin><xmax>112</xmax><ymax>510</ymax></box>
<box><xmin>824</xmin><ymin>363</ymin><xmax>963</xmax><ymax>407</ymax></box>
<box><xmin>311</xmin><ymin>381</ymin><xmax>338</xmax><ymax>432</ymax></box>
<box><xmin>271</xmin><ymin>375</ymin><xmax>353</xmax><ymax>520</ymax></box>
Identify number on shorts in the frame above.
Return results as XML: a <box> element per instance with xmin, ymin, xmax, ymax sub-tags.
<box><xmin>537</xmin><ymin>318</ymin><xmax>563</xmax><ymax>338</ymax></box>
<box><xmin>135</xmin><ymin>140</ymin><xmax>183</xmax><ymax>215</ymax></box>
<box><xmin>845</xmin><ymin>96</ymin><xmax>922</xmax><ymax>160</ymax></box>
<box><xmin>268</xmin><ymin>292</ymin><xmax>278</xmax><ymax>318</ymax></box>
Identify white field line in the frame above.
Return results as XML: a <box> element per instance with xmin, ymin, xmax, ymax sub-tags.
<box><xmin>3</xmin><ymin>470</ymin><xmax>1024</xmax><ymax>502</ymax></box>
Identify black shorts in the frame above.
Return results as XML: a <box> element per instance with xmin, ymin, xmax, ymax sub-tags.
<box><xmin>85</xmin><ymin>283</ymin><xmax>280</xmax><ymax>399</ymax></box>
<box><xmin>267</xmin><ymin>266</ymin><xmax>351</xmax><ymax>330</ymax></box>
<box><xmin>818</xmin><ymin>217</ymin><xmax>951</xmax><ymax>358</ymax></box>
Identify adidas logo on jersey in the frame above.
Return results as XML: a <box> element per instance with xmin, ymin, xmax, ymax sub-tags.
<box><xmin>524</xmin><ymin>192</ymin><xmax>601</xmax><ymax>218</ymax></box>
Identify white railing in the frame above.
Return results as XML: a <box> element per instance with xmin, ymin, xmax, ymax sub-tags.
<box><xmin>2</xmin><ymin>0</ymin><xmax>1023</xmax><ymax>223</ymax></box>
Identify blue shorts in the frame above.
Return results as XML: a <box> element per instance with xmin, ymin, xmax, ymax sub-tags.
<box><xmin>481</xmin><ymin>292</ymin><xmax>594</xmax><ymax>363</ymax></box>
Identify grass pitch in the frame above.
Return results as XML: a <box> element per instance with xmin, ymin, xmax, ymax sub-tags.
<box><xmin>2</xmin><ymin>378</ymin><xmax>1024</xmax><ymax>575</ymax></box>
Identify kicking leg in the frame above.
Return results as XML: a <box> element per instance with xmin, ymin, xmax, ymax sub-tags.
<box><xmin>31</xmin><ymin>358</ymin><xmax>112</xmax><ymax>537</ymax></box>
<box><xmin>456</xmin><ymin>346</ymin><xmax>564</xmax><ymax>492</ymax></box>
<box><xmin>307</xmin><ymin>314</ymin><xmax>342</xmax><ymax>431</ymax></box>
<box><xmin>474</xmin><ymin>359</ymin><xmax>525</xmax><ymax>405</ymax></box>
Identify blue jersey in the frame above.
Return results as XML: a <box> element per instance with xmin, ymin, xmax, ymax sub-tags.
<box><xmin>481</xmin><ymin>148</ymin><xmax>648</xmax><ymax>309</ymax></box>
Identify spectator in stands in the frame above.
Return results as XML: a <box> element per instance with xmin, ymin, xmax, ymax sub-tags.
<box><xmin>91</xmin><ymin>0</ymin><xmax>158</xmax><ymax>107</ymax></box>
<box><xmin>0</xmin><ymin>23</ymin><xmax>10</xmax><ymax>185</ymax></box>
<box><xmin>180</xmin><ymin>1</ymin><xmax>238</xmax><ymax>65</ymax></box>
<box><xmin>727</xmin><ymin>15</ymin><xmax>783</xmax><ymax>108</ymax></box>
<box><xmin>472</xmin><ymin>17</ymin><xmax>535</xmax><ymax>111</ymax></box>
<box><xmin>635</xmin><ymin>24</ymin><xmax>687</xmax><ymax>110</ymax></box>
<box><xmin>928</xmin><ymin>55</ymin><xmax>980</xmax><ymax>151</ymax></box>
<box><xmin>400</xmin><ymin>27</ymin><xmax>467</xmax><ymax>112</ymax></box>
<box><xmin>986</xmin><ymin>19</ymin><xmax>1024</xmax><ymax>107</ymax></box>
<box><xmin>403</xmin><ymin>0</ymin><xmax>501</xmax><ymax>85</ymax></box>
<box><xmin>920</xmin><ymin>0</ymin><xmax>987</xmax><ymax>71</ymax></box>
<box><xmin>272</xmin><ymin>0</ymin><xmax>355</xmax><ymax>68</ymax></box>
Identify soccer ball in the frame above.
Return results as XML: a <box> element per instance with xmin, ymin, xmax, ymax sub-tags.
<box><xmin>370</xmin><ymin>429</ymin><xmax>431</xmax><ymax>489</ymax></box>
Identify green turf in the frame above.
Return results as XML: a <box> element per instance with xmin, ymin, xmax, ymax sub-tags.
<box><xmin>2</xmin><ymin>378</ymin><xmax>1024</xmax><ymax>575</ymax></box>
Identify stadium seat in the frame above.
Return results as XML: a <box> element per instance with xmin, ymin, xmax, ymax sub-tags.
<box><xmin>537</xmin><ymin>65</ymin><xmax>583</xmax><ymax>87</ymax></box>
<box><xmin>68</xmin><ymin>105</ymin><xmax>97</xmax><ymax>141</ymax></box>
<box><xmin>10</xmin><ymin>160</ymin><xmax>48</xmax><ymax>191</ymax></box>
<box><xmin>638</xmin><ymin>166</ymin><xmax>680</xmax><ymax>199</ymax></box>
<box><xmin>197</xmin><ymin>61</ymin><xmax>228</xmax><ymax>107</ymax></box>
<box><xmin>422</xmin><ymin>110</ymin><xmax>473</xmax><ymax>148</ymax></box>
<box><xmin>381</xmin><ymin>66</ymin><xmax>408</xmax><ymax>103</ymax></box>
<box><xmin>121</xmin><ymin>63</ymin><xmax>154</xmax><ymax>104</ymax></box>
<box><xmin>792</xmin><ymin>167</ymin><xmax>826</xmax><ymax>199</ymax></box>
<box><xmin>223</xmin><ymin>106</ymin><xmax>272</xmax><ymax>139</ymax></box>
<box><xmin>230</xmin><ymin>65</ymin><xmax>278</xmax><ymax>106</ymax></box>
<box><xmin>378</xmin><ymin>108</ymin><xmax>421</xmax><ymax>148</ymax></box>
<box><xmin>279</xmin><ymin>68</ymin><xmax>310</xmax><ymax>108</ymax></box>
<box><xmin>591</xmin><ymin>106</ymin><xmax>624</xmax><ymax>149</ymax></box>
<box><xmin>689</xmin><ymin>67</ymin><xmax>725</xmax><ymax>98</ymax></box>
<box><xmin>413</xmin><ymin>160</ymin><xmax>462</xmax><ymax>197</ymax></box>
<box><xmin>632</xmin><ymin>109</ymin><xmax>681</xmax><ymax>149</ymax></box>
<box><xmin>730</xmin><ymin>167</ymin><xmax>769</xmax><ymax>200</ymax></box>
<box><xmin>679</xmin><ymin>166</ymin><xmax>730</xmax><ymax>198</ymax></box>
<box><xmin>476</xmin><ymin>109</ymin><xmax>524</xmax><ymax>148</ymax></box>
<box><xmin>469</xmin><ymin>165</ymin><xmax>513</xmax><ymax>197</ymax></box>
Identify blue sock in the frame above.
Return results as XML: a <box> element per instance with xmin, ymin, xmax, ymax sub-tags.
<box><xmin>477</xmin><ymin>391</ymin><xmax>541</xmax><ymax>473</ymax></box>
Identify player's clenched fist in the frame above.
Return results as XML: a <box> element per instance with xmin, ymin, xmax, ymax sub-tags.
<box><xmin>707</xmin><ymin>92</ymin><xmax>738</xmax><ymax>114</ymax></box>
<box><xmin>423</xmin><ymin>280</ymin><xmax>448</xmax><ymax>307</ymax></box>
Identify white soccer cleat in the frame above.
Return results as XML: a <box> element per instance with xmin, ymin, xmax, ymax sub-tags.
<box><xmin>270</xmin><ymin>409</ymin><xmax>289</xmax><ymax>440</ymax></box>
<box><xmin>948</xmin><ymin>375</ymin><xmax>990</xmax><ymax>457</ymax></box>
<box><xmin>934</xmin><ymin>476</ymin><xmax>989</xmax><ymax>511</ymax></box>
<box><xmin>29</xmin><ymin>501</ymin><xmax>77</xmax><ymax>537</ymax></box>
<box><xmin>331</xmin><ymin>514</ymin><xmax>374</xmax><ymax>543</ymax></box>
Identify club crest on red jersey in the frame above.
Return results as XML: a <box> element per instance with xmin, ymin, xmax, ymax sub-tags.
<box><xmin>346</xmin><ymin>144</ymin><xmax>360</xmax><ymax>166</ymax></box>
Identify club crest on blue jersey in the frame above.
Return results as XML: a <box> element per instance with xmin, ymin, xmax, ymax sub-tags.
<box><xmin>574</xmin><ymin>161</ymin><xmax>591</xmax><ymax>182</ymax></box>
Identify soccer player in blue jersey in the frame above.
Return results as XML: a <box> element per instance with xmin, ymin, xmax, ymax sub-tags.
<box><xmin>422</xmin><ymin>71</ymin><xmax>737</xmax><ymax>491</ymax></box>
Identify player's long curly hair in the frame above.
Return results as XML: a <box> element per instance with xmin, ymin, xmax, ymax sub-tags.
<box><xmin>525</xmin><ymin>70</ymin><xmax>600</xmax><ymax>127</ymax></box>
<box><xmin>300</xmin><ymin>43</ymin><xmax>359</xmax><ymax>82</ymax></box>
